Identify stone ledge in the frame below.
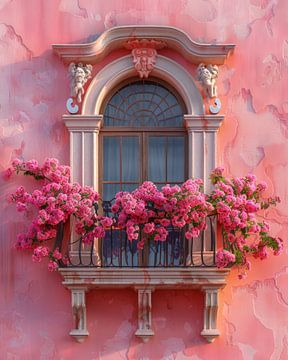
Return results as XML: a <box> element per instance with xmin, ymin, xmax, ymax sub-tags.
<box><xmin>59</xmin><ymin>267</ymin><xmax>230</xmax><ymax>289</ymax></box>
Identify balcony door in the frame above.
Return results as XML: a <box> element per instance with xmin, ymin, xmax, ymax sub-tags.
<box><xmin>100</xmin><ymin>80</ymin><xmax>187</xmax><ymax>200</ymax></box>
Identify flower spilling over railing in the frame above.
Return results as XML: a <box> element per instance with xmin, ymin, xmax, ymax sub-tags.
<box><xmin>5</xmin><ymin>159</ymin><xmax>283</xmax><ymax>278</ymax></box>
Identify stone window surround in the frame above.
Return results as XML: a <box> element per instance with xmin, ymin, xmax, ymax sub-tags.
<box><xmin>53</xmin><ymin>25</ymin><xmax>235</xmax><ymax>344</ymax></box>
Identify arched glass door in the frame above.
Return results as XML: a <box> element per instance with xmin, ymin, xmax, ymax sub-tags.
<box><xmin>100</xmin><ymin>80</ymin><xmax>187</xmax><ymax>200</ymax></box>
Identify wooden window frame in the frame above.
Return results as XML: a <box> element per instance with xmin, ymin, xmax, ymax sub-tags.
<box><xmin>99</xmin><ymin>129</ymin><xmax>188</xmax><ymax>200</ymax></box>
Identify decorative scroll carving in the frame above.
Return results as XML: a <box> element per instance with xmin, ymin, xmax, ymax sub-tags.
<box><xmin>124</xmin><ymin>39</ymin><xmax>166</xmax><ymax>79</ymax></box>
<box><xmin>209</xmin><ymin>98</ymin><xmax>222</xmax><ymax>114</ymax></box>
<box><xmin>68</xmin><ymin>63</ymin><xmax>92</xmax><ymax>103</ymax></box>
<box><xmin>201</xmin><ymin>287</ymin><xmax>220</xmax><ymax>343</ymax></box>
<box><xmin>196</xmin><ymin>63</ymin><xmax>219</xmax><ymax>98</ymax></box>
<box><xmin>66</xmin><ymin>98</ymin><xmax>79</xmax><ymax>114</ymax></box>
<box><xmin>69</xmin><ymin>288</ymin><xmax>89</xmax><ymax>342</ymax></box>
<box><xmin>135</xmin><ymin>287</ymin><xmax>154</xmax><ymax>342</ymax></box>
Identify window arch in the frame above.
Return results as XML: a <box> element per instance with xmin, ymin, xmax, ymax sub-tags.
<box><xmin>102</xmin><ymin>79</ymin><xmax>186</xmax><ymax>127</ymax></box>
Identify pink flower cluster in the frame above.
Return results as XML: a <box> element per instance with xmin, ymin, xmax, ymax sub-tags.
<box><xmin>112</xmin><ymin>180</ymin><xmax>213</xmax><ymax>249</ymax></box>
<box><xmin>210</xmin><ymin>167</ymin><xmax>283</xmax><ymax>277</ymax></box>
<box><xmin>216</xmin><ymin>249</ymin><xmax>236</xmax><ymax>268</ymax></box>
<box><xmin>7</xmin><ymin>158</ymin><xmax>110</xmax><ymax>270</ymax></box>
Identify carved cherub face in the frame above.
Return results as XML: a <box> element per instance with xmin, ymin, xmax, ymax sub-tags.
<box><xmin>200</xmin><ymin>67</ymin><xmax>212</xmax><ymax>81</ymax></box>
<box><xmin>74</xmin><ymin>67</ymin><xmax>86</xmax><ymax>83</ymax></box>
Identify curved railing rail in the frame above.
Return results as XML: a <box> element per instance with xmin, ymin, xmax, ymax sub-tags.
<box><xmin>55</xmin><ymin>201</ymin><xmax>220</xmax><ymax>268</ymax></box>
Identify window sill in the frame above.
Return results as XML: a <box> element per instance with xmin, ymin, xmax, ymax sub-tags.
<box><xmin>59</xmin><ymin>267</ymin><xmax>230</xmax><ymax>343</ymax></box>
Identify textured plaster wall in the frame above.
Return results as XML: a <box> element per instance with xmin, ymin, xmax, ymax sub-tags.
<box><xmin>1</xmin><ymin>1</ymin><xmax>288</xmax><ymax>359</ymax></box>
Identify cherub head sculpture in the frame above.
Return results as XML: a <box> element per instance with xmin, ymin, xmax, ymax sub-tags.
<box><xmin>68</xmin><ymin>63</ymin><xmax>93</xmax><ymax>103</ymax></box>
<box><xmin>196</xmin><ymin>63</ymin><xmax>219</xmax><ymax>98</ymax></box>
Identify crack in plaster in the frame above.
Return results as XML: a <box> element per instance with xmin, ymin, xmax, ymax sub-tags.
<box><xmin>262</xmin><ymin>53</ymin><xmax>282</xmax><ymax>86</ymax></box>
<box><xmin>274</xmin><ymin>267</ymin><xmax>288</xmax><ymax>306</ymax></box>
<box><xmin>228</xmin><ymin>279</ymin><xmax>288</xmax><ymax>360</ymax></box>
<box><xmin>0</xmin><ymin>23</ymin><xmax>33</xmax><ymax>60</ymax></box>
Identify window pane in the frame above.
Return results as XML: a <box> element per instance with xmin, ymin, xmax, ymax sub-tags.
<box><xmin>148</xmin><ymin>136</ymin><xmax>166</xmax><ymax>182</ymax></box>
<box><xmin>103</xmin><ymin>184</ymin><xmax>121</xmax><ymax>201</ymax></box>
<box><xmin>103</xmin><ymin>137</ymin><xmax>120</xmax><ymax>181</ymax></box>
<box><xmin>122</xmin><ymin>183</ymin><xmax>139</xmax><ymax>193</ymax></box>
<box><xmin>167</xmin><ymin>137</ymin><xmax>185</xmax><ymax>182</ymax></box>
<box><xmin>122</xmin><ymin>137</ymin><xmax>140</xmax><ymax>182</ymax></box>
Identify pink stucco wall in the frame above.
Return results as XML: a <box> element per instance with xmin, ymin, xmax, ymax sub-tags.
<box><xmin>1</xmin><ymin>1</ymin><xmax>288</xmax><ymax>359</ymax></box>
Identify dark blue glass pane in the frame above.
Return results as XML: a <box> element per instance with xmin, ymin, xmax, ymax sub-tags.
<box><xmin>148</xmin><ymin>137</ymin><xmax>166</xmax><ymax>182</ymax></box>
<box><xmin>104</xmin><ymin>81</ymin><xmax>184</xmax><ymax>127</ymax></box>
<box><xmin>167</xmin><ymin>137</ymin><xmax>185</xmax><ymax>182</ymax></box>
<box><xmin>122</xmin><ymin>137</ymin><xmax>140</xmax><ymax>182</ymax></box>
<box><xmin>103</xmin><ymin>137</ymin><xmax>120</xmax><ymax>181</ymax></box>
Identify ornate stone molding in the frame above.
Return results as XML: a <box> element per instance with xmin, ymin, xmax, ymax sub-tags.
<box><xmin>196</xmin><ymin>64</ymin><xmax>219</xmax><ymax>98</ymax></box>
<box><xmin>68</xmin><ymin>63</ymin><xmax>93</xmax><ymax>103</ymax></box>
<box><xmin>184</xmin><ymin>115</ymin><xmax>224</xmax><ymax>132</ymax></box>
<box><xmin>59</xmin><ymin>267</ymin><xmax>230</xmax><ymax>343</ymax></box>
<box><xmin>124</xmin><ymin>39</ymin><xmax>166</xmax><ymax>78</ymax></box>
<box><xmin>82</xmin><ymin>55</ymin><xmax>204</xmax><ymax>115</ymax></box>
<box><xmin>52</xmin><ymin>25</ymin><xmax>235</xmax><ymax>65</ymax></box>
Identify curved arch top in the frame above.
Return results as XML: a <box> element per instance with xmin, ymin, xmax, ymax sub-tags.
<box><xmin>53</xmin><ymin>25</ymin><xmax>235</xmax><ymax>65</ymax></box>
<box><xmin>82</xmin><ymin>55</ymin><xmax>204</xmax><ymax>115</ymax></box>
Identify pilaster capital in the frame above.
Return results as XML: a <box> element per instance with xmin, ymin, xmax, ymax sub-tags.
<box><xmin>184</xmin><ymin>114</ymin><xmax>224</xmax><ymax>132</ymax></box>
<box><xmin>63</xmin><ymin>115</ymin><xmax>103</xmax><ymax>132</ymax></box>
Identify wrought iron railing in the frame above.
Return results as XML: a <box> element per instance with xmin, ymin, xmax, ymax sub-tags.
<box><xmin>55</xmin><ymin>201</ymin><xmax>221</xmax><ymax>268</ymax></box>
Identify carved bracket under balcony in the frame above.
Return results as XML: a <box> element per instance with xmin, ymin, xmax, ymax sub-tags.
<box><xmin>59</xmin><ymin>268</ymin><xmax>229</xmax><ymax>343</ymax></box>
<box><xmin>201</xmin><ymin>286</ymin><xmax>220</xmax><ymax>343</ymax></box>
<box><xmin>135</xmin><ymin>287</ymin><xmax>154</xmax><ymax>342</ymax></box>
<box><xmin>69</xmin><ymin>288</ymin><xmax>89</xmax><ymax>343</ymax></box>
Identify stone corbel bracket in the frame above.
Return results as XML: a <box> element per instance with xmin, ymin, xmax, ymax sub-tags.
<box><xmin>124</xmin><ymin>39</ymin><xmax>166</xmax><ymax>79</ymax></box>
<box><xmin>69</xmin><ymin>287</ymin><xmax>89</xmax><ymax>343</ymax></box>
<box><xmin>196</xmin><ymin>63</ymin><xmax>222</xmax><ymax>114</ymax></box>
<box><xmin>134</xmin><ymin>287</ymin><xmax>155</xmax><ymax>342</ymax></box>
<box><xmin>59</xmin><ymin>268</ymin><xmax>230</xmax><ymax>343</ymax></box>
<box><xmin>66</xmin><ymin>63</ymin><xmax>93</xmax><ymax>114</ymax></box>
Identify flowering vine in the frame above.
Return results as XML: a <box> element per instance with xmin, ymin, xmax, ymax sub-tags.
<box><xmin>5</xmin><ymin>159</ymin><xmax>283</xmax><ymax>278</ymax></box>
<box><xmin>209</xmin><ymin>167</ymin><xmax>283</xmax><ymax>278</ymax></box>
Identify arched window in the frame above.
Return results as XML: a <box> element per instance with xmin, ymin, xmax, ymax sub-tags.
<box><xmin>100</xmin><ymin>80</ymin><xmax>187</xmax><ymax>200</ymax></box>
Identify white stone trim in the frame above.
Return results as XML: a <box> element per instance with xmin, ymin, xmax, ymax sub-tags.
<box><xmin>59</xmin><ymin>268</ymin><xmax>230</xmax><ymax>343</ymax></box>
<box><xmin>69</xmin><ymin>288</ymin><xmax>89</xmax><ymax>343</ymax></box>
<box><xmin>185</xmin><ymin>115</ymin><xmax>224</xmax><ymax>191</ymax></box>
<box><xmin>82</xmin><ymin>55</ymin><xmax>204</xmax><ymax>115</ymax></box>
<box><xmin>63</xmin><ymin>115</ymin><xmax>102</xmax><ymax>188</ymax></box>
<box><xmin>53</xmin><ymin>25</ymin><xmax>235</xmax><ymax>65</ymax></box>
<box><xmin>135</xmin><ymin>287</ymin><xmax>154</xmax><ymax>342</ymax></box>
<box><xmin>201</xmin><ymin>287</ymin><xmax>221</xmax><ymax>343</ymax></box>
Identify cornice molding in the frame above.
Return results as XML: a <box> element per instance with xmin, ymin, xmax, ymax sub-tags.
<box><xmin>184</xmin><ymin>115</ymin><xmax>224</xmax><ymax>131</ymax></box>
<box><xmin>63</xmin><ymin>115</ymin><xmax>103</xmax><ymax>131</ymax></box>
<box><xmin>52</xmin><ymin>25</ymin><xmax>235</xmax><ymax>65</ymax></box>
<box><xmin>59</xmin><ymin>267</ymin><xmax>230</xmax><ymax>288</ymax></box>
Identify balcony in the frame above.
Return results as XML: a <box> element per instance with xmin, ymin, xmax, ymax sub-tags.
<box><xmin>56</xmin><ymin>202</ymin><xmax>230</xmax><ymax>343</ymax></box>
